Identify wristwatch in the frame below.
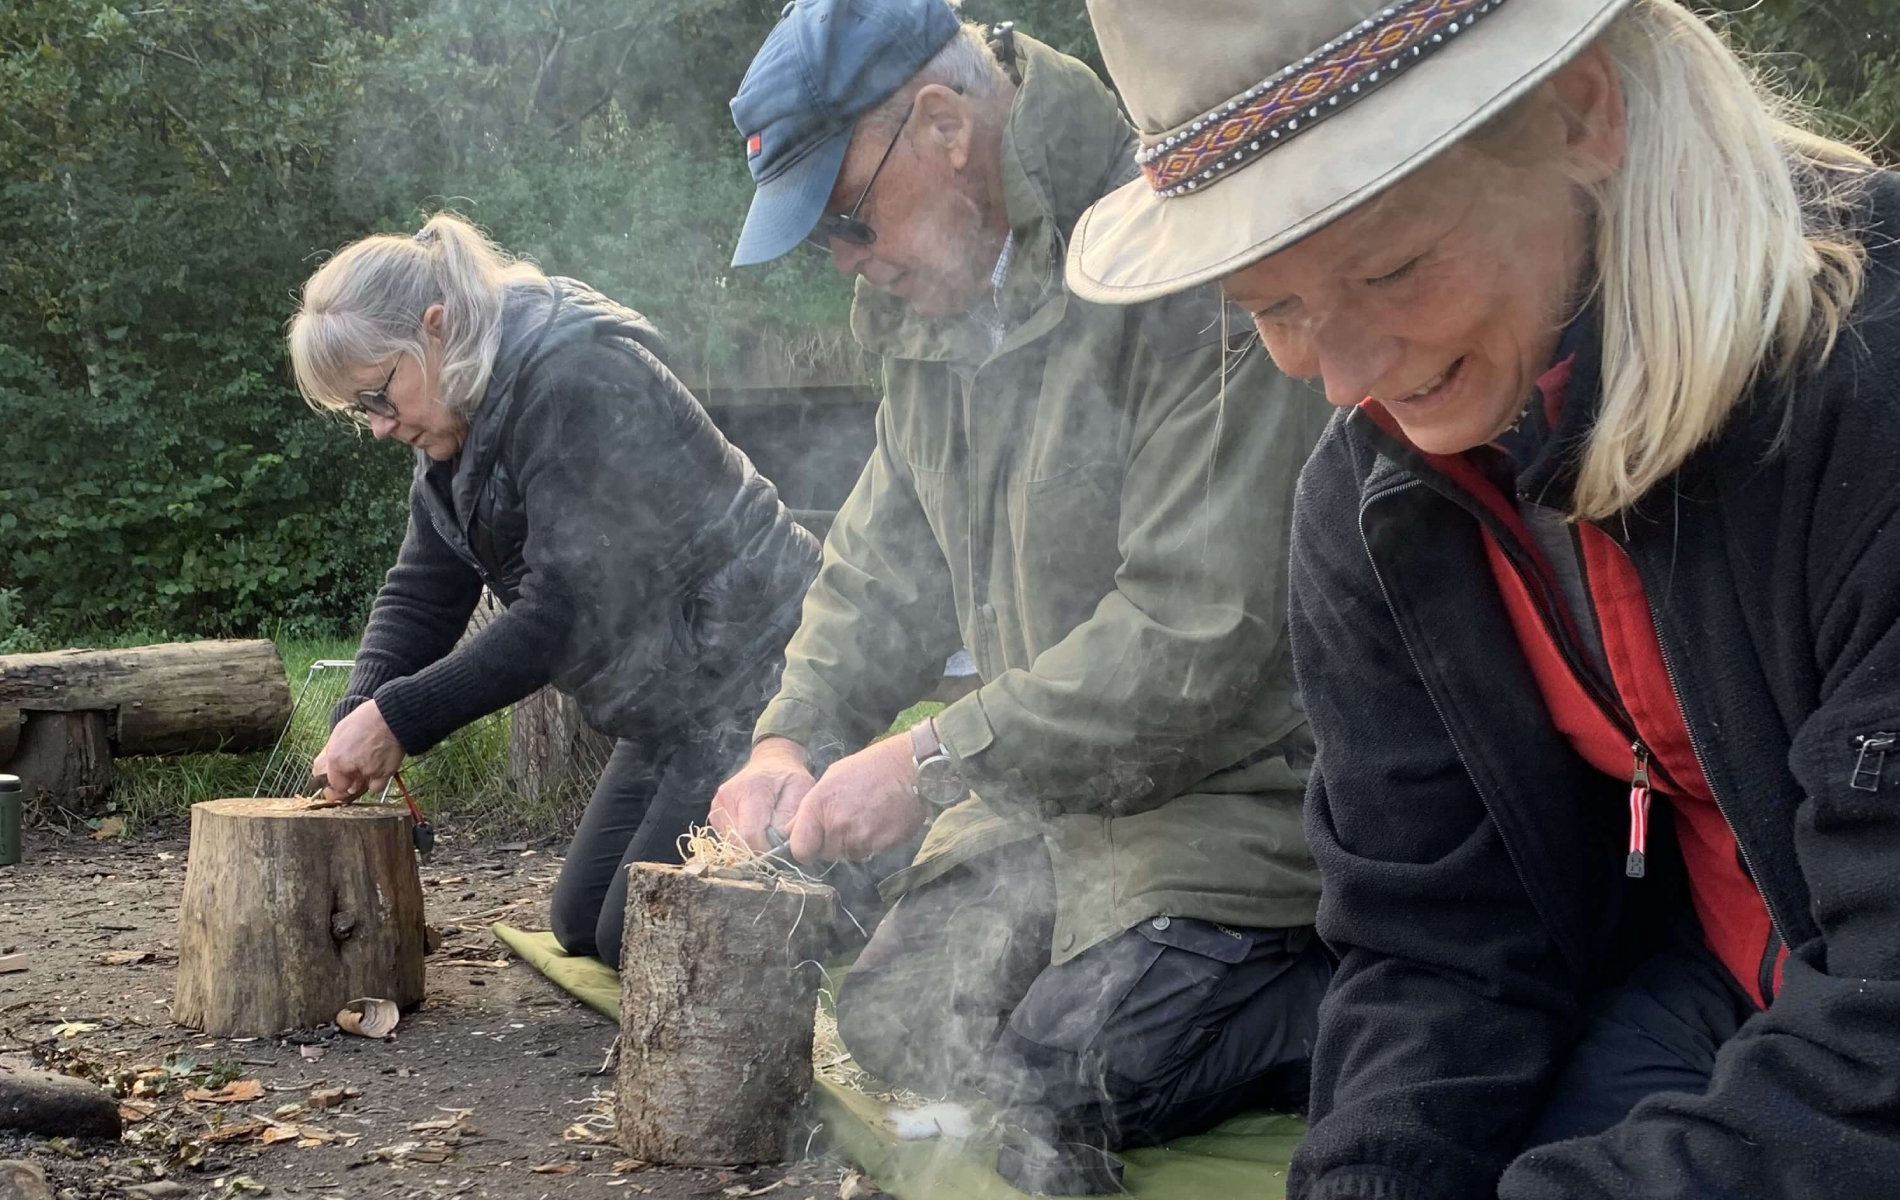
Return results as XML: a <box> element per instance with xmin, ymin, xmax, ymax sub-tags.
<box><xmin>910</xmin><ymin>717</ymin><xmax>968</xmax><ymax>809</ymax></box>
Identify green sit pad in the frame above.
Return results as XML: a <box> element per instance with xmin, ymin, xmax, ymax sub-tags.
<box><xmin>491</xmin><ymin>924</ymin><xmax>1305</xmax><ymax>1200</ymax></box>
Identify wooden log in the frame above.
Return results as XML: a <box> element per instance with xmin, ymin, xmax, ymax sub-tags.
<box><xmin>616</xmin><ymin>864</ymin><xmax>835</xmax><ymax>1165</ymax></box>
<box><xmin>172</xmin><ymin>798</ymin><xmax>426</xmax><ymax>1036</ymax></box>
<box><xmin>0</xmin><ymin>640</ymin><xmax>290</xmax><ymax>757</ymax></box>
<box><xmin>509</xmin><ymin>686</ymin><xmax>613</xmax><ymax>798</ymax></box>
<box><xmin>7</xmin><ymin>711</ymin><xmax>110</xmax><ymax>813</ymax></box>
<box><xmin>0</xmin><ymin>1056</ymin><xmax>123</xmax><ymax>1139</ymax></box>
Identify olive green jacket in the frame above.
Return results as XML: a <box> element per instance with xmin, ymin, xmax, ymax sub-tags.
<box><xmin>755</xmin><ymin>36</ymin><xmax>1328</xmax><ymax>963</ymax></box>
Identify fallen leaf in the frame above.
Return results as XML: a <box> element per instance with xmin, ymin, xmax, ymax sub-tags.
<box><xmin>260</xmin><ymin>1124</ymin><xmax>302</xmax><ymax>1145</ymax></box>
<box><xmin>530</xmin><ymin>1162</ymin><xmax>577</xmax><ymax>1174</ymax></box>
<box><xmin>560</xmin><ymin>1121</ymin><xmax>615</xmax><ymax>1144</ymax></box>
<box><xmin>185</xmin><ymin>1079</ymin><xmax>264</xmax><ymax>1104</ymax></box>
<box><xmin>50</xmin><ymin>1020</ymin><xmax>100</xmax><ymax>1038</ymax></box>
<box><xmin>204</xmin><ymin>1120</ymin><xmax>268</xmax><ymax>1144</ymax></box>
<box><xmin>308</xmin><ymin>1085</ymin><xmax>360</xmax><ymax>1108</ymax></box>
<box><xmin>725</xmin><ymin>1183</ymin><xmax>785</xmax><ymax>1197</ymax></box>
<box><xmin>839</xmin><ymin>1171</ymin><xmax>880</xmax><ymax>1199</ymax></box>
<box><xmin>271</xmin><ymin>1101</ymin><xmax>305</xmax><ymax>1118</ymax></box>
<box><xmin>407</xmin><ymin>1108</ymin><xmax>473</xmax><ymax>1133</ymax></box>
<box><xmin>97</xmin><ymin>949</ymin><xmax>155</xmax><ymax>966</ymax></box>
<box><xmin>45</xmin><ymin>1136</ymin><xmax>85</xmax><ymax>1160</ymax></box>
<box><xmin>92</xmin><ymin>816</ymin><xmax>125</xmax><ymax>840</ymax></box>
<box><xmin>611</xmin><ymin>1159</ymin><xmax>650</xmax><ymax>1174</ymax></box>
<box><xmin>336</xmin><ymin>997</ymin><xmax>400</xmax><ymax>1039</ymax></box>
<box><xmin>219</xmin><ymin>1175</ymin><xmax>268</xmax><ymax>1195</ymax></box>
<box><xmin>122</xmin><ymin>1183</ymin><xmax>191</xmax><ymax>1199</ymax></box>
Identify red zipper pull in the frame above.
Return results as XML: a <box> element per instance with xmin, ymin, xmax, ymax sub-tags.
<box><xmin>1626</xmin><ymin>743</ymin><xmax>1652</xmax><ymax>878</ymax></box>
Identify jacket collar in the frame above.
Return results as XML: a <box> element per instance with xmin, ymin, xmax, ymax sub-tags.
<box><xmin>851</xmin><ymin>34</ymin><xmax>1140</xmax><ymax>364</ymax></box>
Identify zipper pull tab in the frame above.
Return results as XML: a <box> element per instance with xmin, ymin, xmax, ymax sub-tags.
<box><xmin>1851</xmin><ymin>732</ymin><xmax>1895</xmax><ymax>793</ymax></box>
<box><xmin>1626</xmin><ymin>743</ymin><xmax>1652</xmax><ymax>879</ymax></box>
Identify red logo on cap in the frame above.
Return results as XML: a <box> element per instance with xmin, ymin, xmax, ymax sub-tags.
<box><xmin>746</xmin><ymin>132</ymin><xmax>762</xmax><ymax>158</ymax></box>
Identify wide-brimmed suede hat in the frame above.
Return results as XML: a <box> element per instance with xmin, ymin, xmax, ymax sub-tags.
<box><xmin>1067</xmin><ymin>0</ymin><xmax>1632</xmax><ymax>304</ymax></box>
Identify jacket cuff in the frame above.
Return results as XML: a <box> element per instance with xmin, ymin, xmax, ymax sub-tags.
<box><xmin>752</xmin><ymin>695</ymin><xmax>836</xmax><ymax>756</ymax></box>
<box><xmin>935</xmin><ymin>692</ymin><xmax>1040</xmax><ymax>818</ymax></box>
<box><xmin>1308</xmin><ymin>1166</ymin><xmax>1437</xmax><ymax>1200</ymax></box>
<box><xmin>372</xmin><ymin>672</ymin><xmax>463</xmax><ymax>756</ymax></box>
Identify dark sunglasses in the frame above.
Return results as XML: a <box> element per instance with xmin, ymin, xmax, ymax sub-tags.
<box><xmin>346</xmin><ymin>360</ymin><xmax>401</xmax><ymax>422</ymax></box>
<box><xmin>804</xmin><ymin>96</ymin><xmax>928</xmax><ymax>252</ymax></box>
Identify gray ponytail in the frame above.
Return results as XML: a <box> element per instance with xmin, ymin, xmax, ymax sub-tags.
<box><xmin>288</xmin><ymin>212</ymin><xmax>547</xmax><ymax>418</ymax></box>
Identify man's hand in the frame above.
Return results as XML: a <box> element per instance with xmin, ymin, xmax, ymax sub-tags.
<box><xmin>787</xmin><ymin>732</ymin><xmax>927</xmax><ymax>863</ymax></box>
<box><xmin>312</xmin><ymin>700</ymin><xmax>405</xmax><ymax>802</ymax></box>
<box><xmin>709</xmin><ymin>737</ymin><xmax>817</xmax><ymax>852</ymax></box>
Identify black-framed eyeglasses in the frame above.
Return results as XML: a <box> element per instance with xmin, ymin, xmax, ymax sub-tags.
<box><xmin>346</xmin><ymin>360</ymin><xmax>401</xmax><ymax>422</ymax></box>
<box><xmin>804</xmin><ymin>98</ymin><xmax>919</xmax><ymax>252</ymax></box>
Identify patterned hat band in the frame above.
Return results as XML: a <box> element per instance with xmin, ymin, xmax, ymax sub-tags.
<box><xmin>1137</xmin><ymin>0</ymin><xmax>1504</xmax><ymax>199</ymax></box>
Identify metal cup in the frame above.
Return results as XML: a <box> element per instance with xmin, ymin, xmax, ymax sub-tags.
<box><xmin>0</xmin><ymin>774</ymin><xmax>21</xmax><ymax>867</ymax></box>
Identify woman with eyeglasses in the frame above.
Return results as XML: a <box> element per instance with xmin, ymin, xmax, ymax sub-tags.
<box><xmin>286</xmin><ymin>211</ymin><xmax>821</xmax><ymax>967</ymax></box>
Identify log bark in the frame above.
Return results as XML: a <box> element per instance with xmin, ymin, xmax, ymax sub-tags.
<box><xmin>617</xmin><ymin>864</ymin><xmax>835</xmax><ymax>1165</ymax></box>
<box><xmin>173</xmin><ymin>798</ymin><xmax>426</xmax><ymax>1036</ymax></box>
<box><xmin>0</xmin><ymin>640</ymin><xmax>290</xmax><ymax>756</ymax></box>
<box><xmin>0</xmin><ymin>1056</ymin><xmax>122</xmax><ymax>1139</ymax></box>
<box><xmin>509</xmin><ymin>687</ymin><xmax>613</xmax><ymax>798</ymax></box>
<box><xmin>7</xmin><ymin>711</ymin><xmax>110</xmax><ymax>813</ymax></box>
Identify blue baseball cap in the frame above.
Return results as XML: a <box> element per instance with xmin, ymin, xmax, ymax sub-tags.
<box><xmin>729</xmin><ymin>0</ymin><xmax>962</xmax><ymax>267</ymax></box>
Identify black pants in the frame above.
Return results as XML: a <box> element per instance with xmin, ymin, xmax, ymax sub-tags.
<box><xmin>1522</xmin><ymin>938</ymin><xmax>1754</xmax><ymax>1147</ymax></box>
<box><xmin>548</xmin><ymin>718</ymin><xmax>753</xmax><ymax>968</ymax></box>
<box><xmin>836</xmin><ymin>838</ymin><xmax>1329</xmax><ymax>1187</ymax></box>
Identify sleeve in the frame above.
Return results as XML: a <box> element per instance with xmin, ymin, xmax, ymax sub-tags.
<box><xmin>931</xmin><ymin>323</ymin><xmax>1330</xmax><ymax>815</ymax></box>
<box><xmin>1496</xmin><ymin>476</ymin><xmax>1900</xmax><ymax>1199</ymax></box>
<box><xmin>332</xmin><ymin>486</ymin><xmax>484</xmax><ymax>737</ymax></box>
<box><xmin>753</xmin><ymin>397</ymin><xmax>964</xmax><ymax>762</ymax></box>
<box><xmin>1284</xmin><ymin>429</ymin><xmax>1586</xmax><ymax>1200</ymax></box>
<box><xmin>372</xmin><ymin>338</ymin><xmax>741</xmax><ymax>753</ymax></box>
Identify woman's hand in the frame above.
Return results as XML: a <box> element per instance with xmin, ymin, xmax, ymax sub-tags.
<box><xmin>312</xmin><ymin>700</ymin><xmax>405</xmax><ymax>802</ymax></box>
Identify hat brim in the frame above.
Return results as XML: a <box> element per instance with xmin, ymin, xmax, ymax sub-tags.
<box><xmin>731</xmin><ymin>128</ymin><xmax>854</xmax><ymax>268</ymax></box>
<box><xmin>1066</xmin><ymin>0</ymin><xmax>1632</xmax><ymax>305</ymax></box>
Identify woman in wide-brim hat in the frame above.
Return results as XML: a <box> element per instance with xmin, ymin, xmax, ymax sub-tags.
<box><xmin>1069</xmin><ymin>1</ymin><xmax>1900</xmax><ymax>1197</ymax></box>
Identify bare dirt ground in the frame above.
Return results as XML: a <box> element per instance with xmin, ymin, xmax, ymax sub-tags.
<box><xmin>0</xmin><ymin>822</ymin><xmax>855</xmax><ymax>1200</ymax></box>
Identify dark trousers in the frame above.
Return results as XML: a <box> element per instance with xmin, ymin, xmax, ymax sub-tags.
<box><xmin>836</xmin><ymin>838</ymin><xmax>1329</xmax><ymax>1184</ymax></box>
<box><xmin>548</xmin><ymin>718</ymin><xmax>753</xmax><ymax>968</ymax></box>
<box><xmin>1523</xmin><ymin>939</ymin><xmax>1754</xmax><ymax>1148</ymax></box>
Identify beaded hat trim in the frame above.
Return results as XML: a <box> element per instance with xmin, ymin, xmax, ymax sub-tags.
<box><xmin>1136</xmin><ymin>0</ymin><xmax>1503</xmax><ymax>199</ymax></box>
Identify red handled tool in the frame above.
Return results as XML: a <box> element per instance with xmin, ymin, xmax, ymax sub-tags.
<box><xmin>392</xmin><ymin>771</ymin><xmax>434</xmax><ymax>858</ymax></box>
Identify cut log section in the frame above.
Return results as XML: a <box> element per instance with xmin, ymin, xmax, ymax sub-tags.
<box><xmin>173</xmin><ymin>798</ymin><xmax>426</xmax><ymax>1036</ymax></box>
<box><xmin>7</xmin><ymin>711</ymin><xmax>110</xmax><ymax>812</ymax></box>
<box><xmin>0</xmin><ymin>640</ymin><xmax>290</xmax><ymax>756</ymax></box>
<box><xmin>616</xmin><ymin>864</ymin><xmax>835</xmax><ymax>1165</ymax></box>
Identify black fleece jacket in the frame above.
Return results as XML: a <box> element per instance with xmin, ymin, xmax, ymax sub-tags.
<box><xmin>335</xmin><ymin>278</ymin><xmax>820</xmax><ymax>750</ymax></box>
<box><xmin>1286</xmin><ymin>171</ymin><xmax>1900</xmax><ymax>1200</ymax></box>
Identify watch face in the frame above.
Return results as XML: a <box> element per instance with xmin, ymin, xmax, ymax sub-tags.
<box><xmin>915</xmin><ymin>757</ymin><xmax>966</xmax><ymax>807</ymax></box>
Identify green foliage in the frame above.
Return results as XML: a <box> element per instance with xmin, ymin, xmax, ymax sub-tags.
<box><xmin>0</xmin><ymin>0</ymin><xmax>1890</xmax><ymax>639</ymax></box>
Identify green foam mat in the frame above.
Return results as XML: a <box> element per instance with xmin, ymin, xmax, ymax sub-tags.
<box><xmin>491</xmin><ymin>924</ymin><xmax>1302</xmax><ymax>1199</ymax></box>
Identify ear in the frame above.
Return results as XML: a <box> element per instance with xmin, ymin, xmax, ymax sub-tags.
<box><xmin>913</xmin><ymin>82</ymin><xmax>974</xmax><ymax>172</ymax></box>
<box><xmin>421</xmin><ymin>302</ymin><xmax>447</xmax><ymax>342</ymax></box>
<box><xmin>1549</xmin><ymin>45</ymin><xmax>1627</xmax><ymax>185</ymax></box>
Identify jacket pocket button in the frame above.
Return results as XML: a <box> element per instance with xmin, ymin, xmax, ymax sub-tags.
<box><xmin>1060</xmin><ymin>932</ymin><xmax>1076</xmax><ymax>952</ymax></box>
<box><xmin>1152</xmin><ymin>916</ymin><xmax>1171</xmax><ymax>931</ymax></box>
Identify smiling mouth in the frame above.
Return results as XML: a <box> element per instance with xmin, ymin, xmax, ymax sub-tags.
<box><xmin>1381</xmin><ymin>357</ymin><xmax>1465</xmax><ymax>405</ymax></box>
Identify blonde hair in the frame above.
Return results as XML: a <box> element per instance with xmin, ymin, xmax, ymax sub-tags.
<box><xmin>1565</xmin><ymin>0</ymin><xmax>1870</xmax><ymax>519</ymax></box>
<box><xmin>287</xmin><ymin>212</ymin><xmax>547</xmax><ymax>420</ymax></box>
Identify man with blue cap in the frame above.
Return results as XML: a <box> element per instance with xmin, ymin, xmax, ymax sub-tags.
<box><xmin>713</xmin><ymin>2</ymin><xmax>1330</xmax><ymax>1189</ymax></box>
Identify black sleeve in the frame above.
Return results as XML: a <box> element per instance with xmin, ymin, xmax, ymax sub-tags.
<box><xmin>1285</xmin><ymin>430</ymin><xmax>1583</xmax><ymax>1200</ymax></box>
<box><xmin>332</xmin><ymin>486</ymin><xmax>485</xmax><ymax>738</ymax></box>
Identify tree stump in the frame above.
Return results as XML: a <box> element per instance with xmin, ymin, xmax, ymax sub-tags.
<box><xmin>509</xmin><ymin>687</ymin><xmax>613</xmax><ymax>799</ymax></box>
<box><xmin>6</xmin><ymin>712</ymin><xmax>111</xmax><ymax>813</ymax></box>
<box><xmin>616</xmin><ymin>864</ymin><xmax>835</xmax><ymax>1165</ymax></box>
<box><xmin>172</xmin><ymin>798</ymin><xmax>426</xmax><ymax>1036</ymax></box>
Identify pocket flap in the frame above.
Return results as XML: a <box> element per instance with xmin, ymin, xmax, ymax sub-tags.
<box><xmin>1135</xmin><ymin>917</ymin><xmax>1253</xmax><ymax>964</ymax></box>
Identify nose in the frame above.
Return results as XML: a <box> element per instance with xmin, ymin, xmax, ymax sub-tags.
<box><xmin>367</xmin><ymin>413</ymin><xmax>399</xmax><ymax>440</ymax></box>
<box><xmin>830</xmin><ymin>240</ymin><xmax>871</xmax><ymax>278</ymax></box>
<box><xmin>1279</xmin><ymin>312</ymin><xmax>1404</xmax><ymax>409</ymax></box>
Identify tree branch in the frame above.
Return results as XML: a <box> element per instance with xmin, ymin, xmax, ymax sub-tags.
<box><xmin>162</xmin><ymin>99</ymin><xmax>233</xmax><ymax>180</ymax></box>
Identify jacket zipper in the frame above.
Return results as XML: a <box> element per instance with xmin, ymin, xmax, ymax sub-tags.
<box><xmin>1626</xmin><ymin>743</ymin><xmax>1653</xmax><ymax>879</ymax></box>
<box><xmin>1643</xmin><ymin>570</ymin><xmax>1788</xmax><ymax>1006</ymax></box>
<box><xmin>1851</xmin><ymin>732</ymin><xmax>1895</xmax><ymax>792</ymax></box>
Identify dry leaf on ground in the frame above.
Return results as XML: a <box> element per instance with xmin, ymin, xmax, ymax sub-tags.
<box><xmin>308</xmin><ymin>1085</ymin><xmax>360</xmax><ymax>1108</ymax></box>
<box><xmin>407</xmin><ymin>1107</ymin><xmax>474</xmax><ymax>1133</ymax></box>
<box><xmin>529</xmin><ymin>1162</ymin><xmax>577</xmax><ymax>1174</ymax></box>
<box><xmin>260</xmin><ymin>1125</ymin><xmax>302</xmax><ymax>1146</ymax></box>
<box><xmin>203</xmin><ymin>1120</ymin><xmax>268</xmax><ymax>1144</ymax></box>
<box><xmin>97</xmin><ymin>949</ymin><xmax>155</xmax><ymax>965</ymax></box>
<box><xmin>185</xmin><ymin>1079</ymin><xmax>264</xmax><ymax>1104</ymax></box>
<box><xmin>92</xmin><ymin>816</ymin><xmax>125</xmax><ymax>840</ymax></box>
<box><xmin>336</xmin><ymin>997</ymin><xmax>400</xmax><ymax>1038</ymax></box>
<box><xmin>50</xmin><ymin>1020</ymin><xmax>100</xmax><ymax>1038</ymax></box>
<box><xmin>118</xmin><ymin>1100</ymin><xmax>158</xmax><ymax>1124</ymax></box>
<box><xmin>839</xmin><ymin>1170</ymin><xmax>881</xmax><ymax>1199</ymax></box>
<box><xmin>724</xmin><ymin>1182</ymin><xmax>785</xmax><ymax>1197</ymax></box>
<box><xmin>560</xmin><ymin>1121</ymin><xmax>616</xmax><ymax>1144</ymax></box>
